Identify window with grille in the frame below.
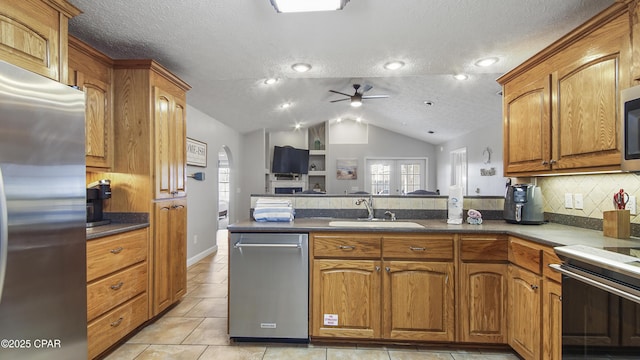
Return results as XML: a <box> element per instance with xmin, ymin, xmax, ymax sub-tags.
<box><xmin>365</xmin><ymin>158</ymin><xmax>427</xmax><ymax>195</ymax></box>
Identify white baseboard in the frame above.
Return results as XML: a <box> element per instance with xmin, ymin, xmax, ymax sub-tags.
<box><xmin>187</xmin><ymin>245</ymin><xmax>218</xmax><ymax>267</ymax></box>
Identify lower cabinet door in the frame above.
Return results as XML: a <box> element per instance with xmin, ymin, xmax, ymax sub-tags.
<box><xmin>543</xmin><ymin>279</ymin><xmax>562</xmax><ymax>360</ymax></box>
<box><xmin>508</xmin><ymin>265</ymin><xmax>542</xmax><ymax>360</ymax></box>
<box><xmin>383</xmin><ymin>261</ymin><xmax>455</xmax><ymax>341</ymax></box>
<box><xmin>311</xmin><ymin>259</ymin><xmax>381</xmax><ymax>338</ymax></box>
<box><xmin>459</xmin><ymin>262</ymin><xmax>507</xmax><ymax>343</ymax></box>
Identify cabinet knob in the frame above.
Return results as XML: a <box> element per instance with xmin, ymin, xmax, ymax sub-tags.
<box><xmin>375</xmin><ymin>266</ymin><xmax>381</xmax><ymax>272</ymax></box>
<box><xmin>541</xmin><ymin>160</ymin><xmax>549</xmax><ymax>165</ymax></box>
<box><xmin>549</xmin><ymin>159</ymin><xmax>557</xmax><ymax>165</ymax></box>
<box><xmin>530</xmin><ymin>284</ymin><xmax>539</xmax><ymax>290</ymax></box>
<box><xmin>385</xmin><ymin>267</ymin><xmax>390</xmax><ymax>272</ymax></box>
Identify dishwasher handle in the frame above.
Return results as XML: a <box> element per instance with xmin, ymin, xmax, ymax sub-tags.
<box><xmin>234</xmin><ymin>241</ymin><xmax>301</xmax><ymax>249</ymax></box>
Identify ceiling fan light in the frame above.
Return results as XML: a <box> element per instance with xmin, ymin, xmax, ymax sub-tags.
<box><xmin>292</xmin><ymin>63</ymin><xmax>312</xmax><ymax>72</ymax></box>
<box><xmin>384</xmin><ymin>61</ymin><xmax>405</xmax><ymax>70</ymax></box>
<box><xmin>270</xmin><ymin>0</ymin><xmax>349</xmax><ymax>13</ymax></box>
<box><xmin>350</xmin><ymin>99</ymin><xmax>362</xmax><ymax>107</ymax></box>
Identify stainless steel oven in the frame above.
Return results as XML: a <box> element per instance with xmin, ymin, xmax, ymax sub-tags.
<box><xmin>551</xmin><ymin>245</ymin><xmax>640</xmax><ymax>358</ymax></box>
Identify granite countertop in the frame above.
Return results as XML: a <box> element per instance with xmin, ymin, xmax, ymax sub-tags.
<box><xmin>86</xmin><ymin>222</ymin><xmax>150</xmax><ymax>240</ymax></box>
<box><xmin>227</xmin><ymin>218</ymin><xmax>640</xmax><ymax>250</ymax></box>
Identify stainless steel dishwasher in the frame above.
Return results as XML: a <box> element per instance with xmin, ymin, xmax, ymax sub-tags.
<box><xmin>229</xmin><ymin>232</ymin><xmax>309</xmax><ymax>341</ymax></box>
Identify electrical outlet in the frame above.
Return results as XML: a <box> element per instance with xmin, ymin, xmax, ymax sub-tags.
<box><xmin>564</xmin><ymin>193</ymin><xmax>573</xmax><ymax>209</ymax></box>
<box><xmin>627</xmin><ymin>195</ymin><xmax>637</xmax><ymax>215</ymax></box>
<box><xmin>574</xmin><ymin>193</ymin><xmax>584</xmax><ymax>210</ymax></box>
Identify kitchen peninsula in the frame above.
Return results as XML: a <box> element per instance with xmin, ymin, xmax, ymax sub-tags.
<box><xmin>228</xmin><ymin>216</ymin><xmax>640</xmax><ymax>360</ymax></box>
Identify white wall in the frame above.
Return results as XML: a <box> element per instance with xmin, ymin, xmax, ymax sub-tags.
<box><xmin>436</xmin><ymin>122</ymin><xmax>506</xmax><ymax>196</ymax></box>
<box><xmin>238</xmin><ymin>129</ymin><xmax>267</xmax><ymax>220</ymax></box>
<box><xmin>326</xmin><ymin>123</ymin><xmax>438</xmax><ymax>194</ymax></box>
<box><xmin>186</xmin><ymin>105</ymin><xmax>242</xmax><ymax>264</ymax></box>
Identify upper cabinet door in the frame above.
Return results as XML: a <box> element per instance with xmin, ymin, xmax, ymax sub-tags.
<box><xmin>154</xmin><ymin>86</ymin><xmax>187</xmax><ymax>199</ymax></box>
<box><xmin>172</xmin><ymin>99</ymin><xmax>187</xmax><ymax>198</ymax></box>
<box><xmin>503</xmin><ymin>74</ymin><xmax>552</xmax><ymax>175</ymax></box>
<box><xmin>0</xmin><ymin>0</ymin><xmax>80</xmax><ymax>82</ymax></box>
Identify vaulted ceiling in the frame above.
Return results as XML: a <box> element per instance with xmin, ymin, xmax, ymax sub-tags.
<box><xmin>67</xmin><ymin>0</ymin><xmax>613</xmax><ymax>144</ymax></box>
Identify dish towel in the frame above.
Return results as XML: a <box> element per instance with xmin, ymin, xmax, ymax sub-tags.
<box><xmin>253</xmin><ymin>198</ymin><xmax>295</xmax><ymax>222</ymax></box>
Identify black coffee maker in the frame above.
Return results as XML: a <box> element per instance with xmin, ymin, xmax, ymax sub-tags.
<box><xmin>86</xmin><ymin>179</ymin><xmax>111</xmax><ymax>226</ymax></box>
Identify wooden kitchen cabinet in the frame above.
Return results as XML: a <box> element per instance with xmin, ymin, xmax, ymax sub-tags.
<box><xmin>542</xmin><ymin>279</ymin><xmax>562</xmax><ymax>360</ymax></box>
<box><xmin>508</xmin><ymin>264</ymin><xmax>542</xmax><ymax>360</ymax></box>
<box><xmin>104</xmin><ymin>60</ymin><xmax>190</xmax><ymax>317</ymax></box>
<box><xmin>153</xmin><ymin>198</ymin><xmax>187</xmax><ymax>315</ymax></box>
<box><xmin>498</xmin><ymin>5</ymin><xmax>630</xmax><ymax>176</ymax></box>
<box><xmin>383</xmin><ymin>260</ymin><xmax>454</xmax><ymax>341</ymax></box>
<box><xmin>312</xmin><ymin>259</ymin><xmax>382</xmax><ymax>339</ymax></box>
<box><xmin>310</xmin><ymin>232</ymin><xmax>456</xmax><ymax>342</ymax></box>
<box><xmin>68</xmin><ymin>36</ymin><xmax>114</xmax><ymax>171</ymax></box>
<box><xmin>86</xmin><ymin>228</ymin><xmax>149</xmax><ymax>359</ymax></box>
<box><xmin>0</xmin><ymin>0</ymin><xmax>80</xmax><ymax>82</ymax></box>
<box><xmin>458</xmin><ymin>234</ymin><xmax>508</xmax><ymax>344</ymax></box>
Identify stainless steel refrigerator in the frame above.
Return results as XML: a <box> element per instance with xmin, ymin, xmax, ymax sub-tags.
<box><xmin>0</xmin><ymin>61</ymin><xmax>87</xmax><ymax>359</ymax></box>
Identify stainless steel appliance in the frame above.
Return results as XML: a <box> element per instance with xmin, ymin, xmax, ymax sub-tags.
<box><xmin>503</xmin><ymin>184</ymin><xmax>544</xmax><ymax>224</ymax></box>
<box><xmin>86</xmin><ymin>179</ymin><xmax>111</xmax><ymax>226</ymax></box>
<box><xmin>621</xmin><ymin>84</ymin><xmax>640</xmax><ymax>171</ymax></box>
<box><xmin>551</xmin><ymin>245</ymin><xmax>640</xmax><ymax>357</ymax></box>
<box><xmin>229</xmin><ymin>232</ymin><xmax>309</xmax><ymax>341</ymax></box>
<box><xmin>0</xmin><ymin>61</ymin><xmax>87</xmax><ymax>359</ymax></box>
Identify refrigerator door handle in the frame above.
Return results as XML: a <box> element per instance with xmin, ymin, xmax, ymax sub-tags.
<box><xmin>0</xmin><ymin>167</ymin><xmax>7</xmax><ymax>303</ymax></box>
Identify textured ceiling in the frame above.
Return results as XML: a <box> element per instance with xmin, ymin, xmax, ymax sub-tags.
<box><xmin>67</xmin><ymin>0</ymin><xmax>614</xmax><ymax>144</ymax></box>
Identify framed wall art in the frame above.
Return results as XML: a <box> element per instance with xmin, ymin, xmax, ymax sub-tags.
<box><xmin>186</xmin><ymin>137</ymin><xmax>207</xmax><ymax>167</ymax></box>
<box><xmin>336</xmin><ymin>158</ymin><xmax>357</xmax><ymax>180</ymax></box>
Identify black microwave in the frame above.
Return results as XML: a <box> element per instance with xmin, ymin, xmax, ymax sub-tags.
<box><xmin>622</xmin><ymin>85</ymin><xmax>640</xmax><ymax>171</ymax></box>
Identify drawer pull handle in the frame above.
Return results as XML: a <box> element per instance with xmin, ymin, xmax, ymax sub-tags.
<box><xmin>110</xmin><ymin>282</ymin><xmax>124</xmax><ymax>290</ymax></box>
<box><xmin>110</xmin><ymin>247</ymin><xmax>124</xmax><ymax>254</ymax></box>
<box><xmin>409</xmin><ymin>246</ymin><xmax>426</xmax><ymax>251</ymax></box>
<box><xmin>110</xmin><ymin>317</ymin><xmax>124</xmax><ymax>327</ymax></box>
<box><xmin>338</xmin><ymin>245</ymin><xmax>355</xmax><ymax>250</ymax></box>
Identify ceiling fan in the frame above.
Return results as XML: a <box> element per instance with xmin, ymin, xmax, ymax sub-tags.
<box><xmin>329</xmin><ymin>84</ymin><xmax>389</xmax><ymax>107</ymax></box>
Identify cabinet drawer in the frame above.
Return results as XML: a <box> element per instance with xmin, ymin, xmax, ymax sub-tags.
<box><xmin>312</xmin><ymin>233</ymin><xmax>381</xmax><ymax>258</ymax></box>
<box><xmin>87</xmin><ymin>262</ymin><xmax>148</xmax><ymax>321</ymax></box>
<box><xmin>87</xmin><ymin>229</ymin><xmax>148</xmax><ymax>282</ymax></box>
<box><xmin>87</xmin><ymin>293</ymin><xmax>147</xmax><ymax>359</ymax></box>
<box><xmin>543</xmin><ymin>249</ymin><xmax>562</xmax><ymax>283</ymax></box>
<box><xmin>508</xmin><ymin>237</ymin><xmax>542</xmax><ymax>275</ymax></box>
<box><xmin>383</xmin><ymin>235</ymin><xmax>454</xmax><ymax>260</ymax></box>
<box><xmin>460</xmin><ymin>235</ymin><xmax>508</xmax><ymax>262</ymax></box>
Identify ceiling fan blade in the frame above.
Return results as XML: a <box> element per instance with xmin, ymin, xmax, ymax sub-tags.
<box><xmin>330</xmin><ymin>98</ymin><xmax>350</xmax><ymax>103</ymax></box>
<box><xmin>329</xmin><ymin>90</ymin><xmax>353</xmax><ymax>97</ymax></box>
<box><xmin>362</xmin><ymin>95</ymin><xmax>390</xmax><ymax>99</ymax></box>
<box><xmin>361</xmin><ymin>84</ymin><xmax>373</xmax><ymax>93</ymax></box>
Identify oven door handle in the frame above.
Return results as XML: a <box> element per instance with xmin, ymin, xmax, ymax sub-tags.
<box><xmin>549</xmin><ymin>263</ymin><xmax>640</xmax><ymax>305</ymax></box>
<box><xmin>234</xmin><ymin>242</ymin><xmax>301</xmax><ymax>249</ymax></box>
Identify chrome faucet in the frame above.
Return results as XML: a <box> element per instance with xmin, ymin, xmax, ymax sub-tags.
<box><xmin>355</xmin><ymin>195</ymin><xmax>374</xmax><ymax>220</ymax></box>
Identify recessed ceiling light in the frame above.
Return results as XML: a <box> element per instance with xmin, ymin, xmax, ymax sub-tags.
<box><xmin>475</xmin><ymin>57</ymin><xmax>499</xmax><ymax>67</ymax></box>
<box><xmin>384</xmin><ymin>61</ymin><xmax>405</xmax><ymax>70</ymax></box>
<box><xmin>424</xmin><ymin>101</ymin><xmax>434</xmax><ymax>106</ymax></box>
<box><xmin>295</xmin><ymin>124</ymin><xmax>301</xmax><ymax>129</ymax></box>
<box><xmin>453</xmin><ymin>74</ymin><xmax>469</xmax><ymax>80</ymax></box>
<box><xmin>336</xmin><ymin>118</ymin><xmax>342</xmax><ymax>123</ymax></box>
<box><xmin>270</xmin><ymin>0</ymin><xmax>349</xmax><ymax>13</ymax></box>
<box><xmin>291</xmin><ymin>63</ymin><xmax>312</xmax><ymax>72</ymax></box>
<box><xmin>356</xmin><ymin>117</ymin><xmax>362</xmax><ymax>122</ymax></box>
<box><xmin>280</xmin><ymin>102</ymin><xmax>291</xmax><ymax>109</ymax></box>
<box><xmin>264</xmin><ymin>78</ymin><xmax>278</xmax><ymax>85</ymax></box>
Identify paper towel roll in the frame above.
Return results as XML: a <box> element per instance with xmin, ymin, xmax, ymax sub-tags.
<box><xmin>447</xmin><ymin>185</ymin><xmax>463</xmax><ymax>224</ymax></box>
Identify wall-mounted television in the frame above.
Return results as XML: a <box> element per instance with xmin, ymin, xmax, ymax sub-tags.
<box><xmin>272</xmin><ymin>146</ymin><xmax>309</xmax><ymax>174</ymax></box>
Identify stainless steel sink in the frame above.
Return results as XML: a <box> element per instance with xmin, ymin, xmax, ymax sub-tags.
<box><xmin>328</xmin><ymin>220</ymin><xmax>424</xmax><ymax>228</ymax></box>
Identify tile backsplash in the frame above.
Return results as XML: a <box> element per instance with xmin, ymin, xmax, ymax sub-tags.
<box><xmin>537</xmin><ymin>173</ymin><xmax>640</xmax><ymax>223</ymax></box>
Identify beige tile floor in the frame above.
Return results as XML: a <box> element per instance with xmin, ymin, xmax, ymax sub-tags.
<box><xmin>104</xmin><ymin>229</ymin><xmax>521</xmax><ymax>360</ymax></box>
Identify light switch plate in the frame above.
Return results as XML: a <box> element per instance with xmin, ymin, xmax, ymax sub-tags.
<box><xmin>574</xmin><ymin>193</ymin><xmax>584</xmax><ymax>210</ymax></box>
<box><xmin>564</xmin><ymin>193</ymin><xmax>573</xmax><ymax>209</ymax></box>
<box><xmin>626</xmin><ymin>195</ymin><xmax>637</xmax><ymax>215</ymax></box>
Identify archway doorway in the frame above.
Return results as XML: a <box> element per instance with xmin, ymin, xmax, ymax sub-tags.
<box><xmin>218</xmin><ymin>146</ymin><xmax>231</xmax><ymax>229</ymax></box>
